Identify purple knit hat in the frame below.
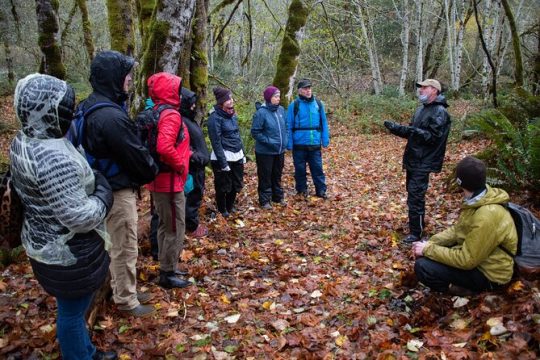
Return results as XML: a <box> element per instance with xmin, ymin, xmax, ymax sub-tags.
<box><xmin>263</xmin><ymin>86</ymin><xmax>280</xmax><ymax>103</ymax></box>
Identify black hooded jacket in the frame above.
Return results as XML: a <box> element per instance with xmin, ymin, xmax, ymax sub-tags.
<box><xmin>180</xmin><ymin>88</ymin><xmax>210</xmax><ymax>169</ymax></box>
<box><xmin>81</xmin><ymin>51</ymin><xmax>158</xmax><ymax>190</ymax></box>
<box><xmin>389</xmin><ymin>95</ymin><xmax>451</xmax><ymax>173</ymax></box>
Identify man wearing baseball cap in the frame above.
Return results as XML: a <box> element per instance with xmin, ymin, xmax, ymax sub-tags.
<box><xmin>384</xmin><ymin>79</ymin><xmax>451</xmax><ymax>243</ymax></box>
<box><xmin>286</xmin><ymin>79</ymin><xmax>330</xmax><ymax>199</ymax></box>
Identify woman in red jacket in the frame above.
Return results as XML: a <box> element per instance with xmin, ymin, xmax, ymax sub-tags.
<box><xmin>145</xmin><ymin>72</ymin><xmax>191</xmax><ymax>289</ymax></box>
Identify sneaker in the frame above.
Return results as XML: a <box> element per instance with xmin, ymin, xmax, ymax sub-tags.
<box><xmin>261</xmin><ymin>203</ymin><xmax>272</xmax><ymax>210</ymax></box>
<box><xmin>136</xmin><ymin>292</ymin><xmax>154</xmax><ymax>304</ymax></box>
<box><xmin>120</xmin><ymin>304</ymin><xmax>155</xmax><ymax>318</ymax></box>
<box><xmin>174</xmin><ymin>269</ymin><xmax>189</xmax><ymax>276</ymax></box>
<box><xmin>189</xmin><ymin>224</ymin><xmax>208</xmax><ymax>238</ymax></box>
<box><xmin>93</xmin><ymin>350</ymin><xmax>118</xmax><ymax>360</ymax></box>
<box><xmin>403</xmin><ymin>234</ymin><xmax>420</xmax><ymax>243</ymax></box>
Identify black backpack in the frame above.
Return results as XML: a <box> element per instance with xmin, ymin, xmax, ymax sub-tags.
<box><xmin>499</xmin><ymin>203</ymin><xmax>540</xmax><ymax>277</ymax></box>
<box><xmin>135</xmin><ymin>104</ymin><xmax>184</xmax><ymax>172</ymax></box>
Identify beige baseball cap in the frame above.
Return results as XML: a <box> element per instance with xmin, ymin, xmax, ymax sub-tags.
<box><xmin>416</xmin><ymin>79</ymin><xmax>441</xmax><ymax>92</ymax></box>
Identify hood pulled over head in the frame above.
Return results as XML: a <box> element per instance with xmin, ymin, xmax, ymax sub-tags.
<box><xmin>147</xmin><ymin>72</ymin><xmax>182</xmax><ymax>109</ymax></box>
<box><xmin>14</xmin><ymin>73</ymin><xmax>75</xmax><ymax>139</ymax></box>
<box><xmin>90</xmin><ymin>50</ymin><xmax>134</xmax><ymax>104</ymax></box>
<box><xmin>180</xmin><ymin>87</ymin><xmax>197</xmax><ymax>119</ymax></box>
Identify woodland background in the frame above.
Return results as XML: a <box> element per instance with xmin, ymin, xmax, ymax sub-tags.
<box><xmin>0</xmin><ymin>0</ymin><xmax>539</xmax><ymax>358</ymax></box>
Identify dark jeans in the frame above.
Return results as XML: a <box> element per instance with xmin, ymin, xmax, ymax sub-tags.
<box><xmin>211</xmin><ymin>159</ymin><xmax>244</xmax><ymax>213</ymax></box>
<box><xmin>415</xmin><ymin>257</ymin><xmax>498</xmax><ymax>293</ymax></box>
<box><xmin>56</xmin><ymin>293</ymin><xmax>96</xmax><ymax>360</ymax></box>
<box><xmin>292</xmin><ymin>148</ymin><xmax>326</xmax><ymax>195</ymax></box>
<box><xmin>406</xmin><ymin>170</ymin><xmax>430</xmax><ymax>237</ymax></box>
<box><xmin>256</xmin><ymin>153</ymin><xmax>285</xmax><ymax>205</ymax></box>
<box><xmin>185</xmin><ymin>166</ymin><xmax>206</xmax><ymax>232</ymax></box>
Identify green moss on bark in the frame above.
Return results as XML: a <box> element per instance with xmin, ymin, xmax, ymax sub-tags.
<box><xmin>107</xmin><ymin>0</ymin><xmax>135</xmax><ymax>55</ymax></box>
<box><xmin>36</xmin><ymin>0</ymin><xmax>66</xmax><ymax>79</ymax></box>
<box><xmin>138</xmin><ymin>19</ymin><xmax>170</xmax><ymax>97</ymax></box>
<box><xmin>272</xmin><ymin>0</ymin><xmax>309</xmax><ymax>107</ymax></box>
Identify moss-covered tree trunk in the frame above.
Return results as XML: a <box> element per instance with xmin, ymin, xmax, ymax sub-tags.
<box><xmin>272</xmin><ymin>0</ymin><xmax>310</xmax><ymax>107</ymax></box>
<box><xmin>190</xmin><ymin>0</ymin><xmax>209</xmax><ymax>124</ymax></box>
<box><xmin>35</xmin><ymin>0</ymin><xmax>66</xmax><ymax>80</ymax></box>
<box><xmin>107</xmin><ymin>0</ymin><xmax>135</xmax><ymax>55</ymax></box>
<box><xmin>76</xmin><ymin>0</ymin><xmax>95</xmax><ymax>60</ymax></box>
<box><xmin>500</xmin><ymin>0</ymin><xmax>524</xmax><ymax>88</ymax></box>
<box><xmin>138</xmin><ymin>0</ymin><xmax>196</xmax><ymax>98</ymax></box>
<box><xmin>136</xmin><ymin>0</ymin><xmax>156</xmax><ymax>51</ymax></box>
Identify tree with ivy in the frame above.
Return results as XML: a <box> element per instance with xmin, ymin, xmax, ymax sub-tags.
<box><xmin>35</xmin><ymin>0</ymin><xmax>66</xmax><ymax>79</ymax></box>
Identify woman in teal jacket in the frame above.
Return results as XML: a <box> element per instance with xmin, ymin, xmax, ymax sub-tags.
<box><xmin>251</xmin><ymin>86</ymin><xmax>287</xmax><ymax>208</ymax></box>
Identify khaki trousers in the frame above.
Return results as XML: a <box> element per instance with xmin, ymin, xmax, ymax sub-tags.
<box><xmin>152</xmin><ymin>191</ymin><xmax>185</xmax><ymax>272</ymax></box>
<box><xmin>107</xmin><ymin>189</ymin><xmax>139</xmax><ymax>310</ymax></box>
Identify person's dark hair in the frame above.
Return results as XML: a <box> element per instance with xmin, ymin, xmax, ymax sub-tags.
<box><xmin>456</xmin><ymin>156</ymin><xmax>486</xmax><ymax>191</ymax></box>
<box><xmin>58</xmin><ymin>85</ymin><xmax>76</xmax><ymax>136</ymax></box>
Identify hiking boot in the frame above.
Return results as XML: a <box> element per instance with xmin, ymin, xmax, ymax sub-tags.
<box><xmin>174</xmin><ymin>269</ymin><xmax>189</xmax><ymax>276</ymax></box>
<box><xmin>189</xmin><ymin>224</ymin><xmax>208</xmax><ymax>238</ymax></box>
<box><xmin>92</xmin><ymin>350</ymin><xmax>118</xmax><ymax>360</ymax></box>
<box><xmin>120</xmin><ymin>304</ymin><xmax>155</xmax><ymax>318</ymax></box>
<box><xmin>93</xmin><ymin>350</ymin><xmax>118</xmax><ymax>360</ymax></box>
<box><xmin>274</xmin><ymin>199</ymin><xmax>287</xmax><ymax>206</ymax></box>
<box><xmin>261</xmin><ymin>203</ymin><xmax>272</xmax><ymax>210</ymax></box>
<box><xmin>220</xmin><ymin>211</ymin><xmax>230</xmax><ymax>218</ymax></box>
<box><xmin>158</xmin><ymin>272</ymin><xmax>191</xmax><ymax>289</ymax></box>
<box><xmin>316</xmin><ymin>192</ymin><xmax>328</xmax><ymax>200</ymax></box>
<box><xmin>448</xmin><ymin>284</ymin><xmax>476</xmax><ymax>297</ymax></box>
<box><xmin>136</xmin><ymin>292</ymin><xmax>154</xmax><ymax>304</ymax></box>
<box><xmin>403</xmin><ymin>234</ymin><xmax>420</xmax><ymax>243</ymax></box>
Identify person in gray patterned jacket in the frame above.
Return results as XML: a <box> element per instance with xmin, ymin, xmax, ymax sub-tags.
<box><xmin>9</xmin><ymin>74</ymin><xmax>116</xmax><ymax>360</ymax></box>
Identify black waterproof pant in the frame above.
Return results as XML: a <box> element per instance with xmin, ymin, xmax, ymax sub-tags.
<box><xmin>415</xmin><ymin>257</ymin><xmax>499</xmax><ymax>293</ymax></box>
<box><xmin>185</xmin><ymin>166</ymin><xmax>206</xmax><ymax>232</ymax></box>
<box><xmin>256</xmin><ymin>153</ymin><xmax>285</xmax><ymax>205</ymax></box>
<box><xmin>211</xmin><ymin>159</ymin><xmax>244</xmax><ymax>214</ymax></box>
<box><xmin>406</xmin><ymin>170</ymin><xmax>430</xmax><ymax>237</ymax></box>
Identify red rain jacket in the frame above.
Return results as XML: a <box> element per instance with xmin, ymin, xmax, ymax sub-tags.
<box><xmin>145</xmin><ymin>72</ymin><xmax>191</xmax><ymax>192</ymax></box>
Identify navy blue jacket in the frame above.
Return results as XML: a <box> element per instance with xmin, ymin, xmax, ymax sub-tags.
<box><xmin>207</xmin><ymin>106</ymin><xmax>244</xmax><ymax>169</ymax></box>
<box><xmin>251</xmin><ymin>102</ymin><xmax>287</xmax><ymax>155</ymax></box>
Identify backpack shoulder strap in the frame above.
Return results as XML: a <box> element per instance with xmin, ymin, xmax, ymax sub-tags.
<box><xmin>154</xmin><ymin>104</ymin><xmax>184</xmax><ymax>146</ymax></box>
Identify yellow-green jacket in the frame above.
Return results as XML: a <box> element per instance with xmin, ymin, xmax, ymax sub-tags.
<box><xmin>423</xmin><ymin>186</ymin><xmax>518</xmax><ymax>285</ymax></box>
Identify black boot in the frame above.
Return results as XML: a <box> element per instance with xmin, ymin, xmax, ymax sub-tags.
<box><xmin>158</xmin><ymin>271</ymin><xmax>191</xmax><ymax>289</ymax></box>
<box><xmin>226</xmin><ymin>191</ymin><xmax>237</xmax><ymax>213</ymax></box>
<box><xmin>216</xmin><ymin>191</ymin><xmax>229</xmax><ymax>217</ymax></box>
<box><xmin>93</xmin><ymin>350</ymin><xmax>118</xmax><ymax>360</ymax></box>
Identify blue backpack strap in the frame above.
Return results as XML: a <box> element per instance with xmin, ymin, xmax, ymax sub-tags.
<box><xmin>292</xmin><ymin>98</ymin><xmax>323</xmax><ymax>132</ymax></box>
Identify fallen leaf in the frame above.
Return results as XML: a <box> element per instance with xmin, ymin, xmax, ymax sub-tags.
<box><xmin>224</xmin><ymin>313</ymin><xmax>241</xmax><ymax>324</ymax></box>
<box><xmin>407</xmin><ymin>339</ymin><xmax>424</xmax><ymax>352</ymax></box>
<box><xmin>335</xmin><ymin>335</ymin><xmax>348</xmax><ymax>347</ymax></box>
<box><xmin>310</xmin><ymin>290</ymin><xmax>322</xmax><ymax>298</ymax></box>
<box><xmin>220</xmin><ymin>294</ymin><xmax>231</xmax><ymax>304</ymax></box>
<box><xmin>271</xmin><ymin>319</ymin><xmax>289</xmax><ymax>332</ymax></box>
<box><xmin>453</xmin><ymin>297</ymin><xmax>469</xmax><ymax>308</ymax></box>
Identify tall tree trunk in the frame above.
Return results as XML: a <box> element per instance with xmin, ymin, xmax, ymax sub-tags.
<box><xmin>480</xmin><ymin>0</ymin><xmax>502</xmax><ymax>99</ymax></box>
<box><xmin>453</xmin><ymin>1</ymin><xmax>470</xmax><ymax>91</ymax></box>
<box><xmin>397</xmin><ymin>0</ymin><xmax>410</xmax><ymax>96</ymax></box>
<box><xmin>107</xmin><ymin>0</ymin><xmax>135</xmax><ymax>55</ymax></box>
<box><xmin>272</xmin><ymin>0</ymin><xmax>310</xmax><ymax>106</ymax></box>
<box><xmin>500</xmin><ymin>0</ymin><xmax>524</xmax><ymax>87</ymax></box>
<box><xmin>473</xmin><ymin>0</ymin><xmax>497</xmax><ymax>107</ymax></box>
<box><xmin>444</xmin><ymin>0</ymin><xmax>456</xmax><ymax>89</ymax></box>
<box><xmin>9</xmin><ymin>0</ymin><xmax>21</xmax><ymax>42</ymax></box>
<box><xmin>0</xmin><ymin>8</ymin><xmax>15</xmax><ymax>86</ymax></box>
<box><xmin>76</xmin><ymin>0</ymin><xmax>95</xmax><ymax>60</ymax></box>
<box><xmin>414</xmin><ymin>0</ymin><xmax>424</xmax><ymax>82</ymax></box>
<box><xmin>355</xmin><ymin>1</ymin><xmax>382</xmax><ymax>94</ymax></box>
<box><xmin>533</xmin><ymin>18</ymin><xmax>540</xmax><ymax>95</ymax></box>
<box><xmin>136</xmin><ymin>0</ymin><xmax>157</xmax><ymax>51</ymax></box>
<box><xmin>60</xmin><ymin>2</ymin><xmax>77</xmax><ymax>50</ymax></box>
<box><xmin>422</xmin><ymin>3</ymin><xmax>444</xmax><ymax>79</ymax></box>
<box><xmin>35</xmin><ymin>0</ymin><xmax>66</xmax><ymax>79</ymax></box>
<box><xmin>190</xmin><ymin>0</ymin><xmax>210</xmax><ymax>125</ymax></box>
<box><xmin>138</xmin><ymin>0</ymin><xmax>197</xmax><ymax>99</ymax></box>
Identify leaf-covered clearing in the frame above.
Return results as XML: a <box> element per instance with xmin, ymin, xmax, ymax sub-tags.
<box><xmin>0</xmin><ymin>100</ymin><xmax>539</xmax><ymax>359</ymax></box>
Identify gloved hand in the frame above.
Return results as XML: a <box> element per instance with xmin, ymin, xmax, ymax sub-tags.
<box><xmin>221</xmin><ymin>166</ymin><xmax>231</xmax><ymax>172</ymax></box>
<box><xmin>91</xmin><ymin>170</ymin><xmax>113</xmax><ymax>214</ymax></box>
<box><xmin>383</xmin><ymin>120</ymin><xmax>396</xmax><ymax>131</ymax></box>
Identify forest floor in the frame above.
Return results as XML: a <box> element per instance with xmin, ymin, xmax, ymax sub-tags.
<box><xmin>0</xmin><ymin>95</ymin><xmax>539</xmax><ymax>359</ymax></box>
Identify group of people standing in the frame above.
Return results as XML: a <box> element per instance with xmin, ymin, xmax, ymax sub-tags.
<box><xmin>8</xmin><ymin>44</ymin><xmax>519</xmax><ymax>360</ymax></box>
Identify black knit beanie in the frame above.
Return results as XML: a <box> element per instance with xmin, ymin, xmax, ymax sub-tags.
<box><xmin>213</xmin><ymin>87</ymin><xmax>231</xmax><ymax>106</ymax></box>
<box><xmin>456</xmin><ymin>156</ymin><xmax>486</xmax><ymax>191</ymax></box>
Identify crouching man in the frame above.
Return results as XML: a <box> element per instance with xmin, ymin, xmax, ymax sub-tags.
<box><xmin>413</xmin><ymin>156</ymin><xmax>518</xmax><ymax>296</ymax></box>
